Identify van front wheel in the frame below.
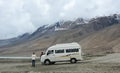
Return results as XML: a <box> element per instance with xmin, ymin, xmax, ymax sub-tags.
<box><xmin>70</xmin><ymin>58</ymin><xmax>77</xmax><ymax>63</ymax></box>
<box><xmin>44</xmin><ymin>59</ymin><xmax>51</xmax><ymax>65</ymax></box>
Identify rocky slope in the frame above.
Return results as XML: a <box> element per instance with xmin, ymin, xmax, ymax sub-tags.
<box><xmin>0</xmin><ymin>14</ymin><xmax>120</xmax><ymax>56</ymax></box>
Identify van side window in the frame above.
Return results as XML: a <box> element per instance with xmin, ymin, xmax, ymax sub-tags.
<box><xmin>66</xmin><ymin>48</ymin><xmax>79</xmax><ymax>53</ymax></box>
<box><xmin>47</xmin><ymin>50</ymin><xmax>54</xmax><ymax>54</ymax></box>
<box><xmin>55</xmin><ymin>49</ymin><xmax>64</xmax><ymax>53</ymax></box>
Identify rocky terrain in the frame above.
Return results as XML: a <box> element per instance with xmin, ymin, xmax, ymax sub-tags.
<box><xmin>0</xmin><ymin>14</ymin><xmax>120</xmax><ymax>73</ymax></box>
<box><xmin>0</xmin><ymin>53</ymin><xmax>120</xmax><ymax>73</ymax></box>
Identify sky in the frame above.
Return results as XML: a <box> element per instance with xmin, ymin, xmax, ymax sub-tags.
<box><xmin>0</xmin><ymin>0</ymin><xmax>120</xmax><ymax>39</ymax></box>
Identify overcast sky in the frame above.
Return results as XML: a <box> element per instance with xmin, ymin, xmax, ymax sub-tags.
<box><xmin>0</xmin><ymin>0</ymin><xmax>120</xmax><ymax>39</ymax></box>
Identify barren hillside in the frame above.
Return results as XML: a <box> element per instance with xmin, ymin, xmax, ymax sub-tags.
<box><xmin>0</xmin><ymin>15</ymin><xmax>120</xmax><ymax>56</ymax></box>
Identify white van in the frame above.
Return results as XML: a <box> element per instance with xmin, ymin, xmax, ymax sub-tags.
<box><xmin>40</xmin><ymin>42</ymin><xmax>83</xmax><ymax>65</ymax></box>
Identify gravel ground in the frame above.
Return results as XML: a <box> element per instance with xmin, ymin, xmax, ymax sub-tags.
<box><xmin>91</xmin><ymin>53</ymin><xmax>120</xmax><ymax>63</ymax></box>
<box><xmin>0</xmin><ymin>53</ymin><xmax>120</xmax><ymax>73</ymax></box>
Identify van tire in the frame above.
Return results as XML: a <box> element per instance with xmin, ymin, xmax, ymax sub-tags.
<box><xmin>70</xmin><ymin>58</ymin><xmax>77</xmax><ymax>63</ymax></box>
<box><xmin>44</xmin><ymin>59</ymin><xmax>51</xmax><ymax>65</ymax></box>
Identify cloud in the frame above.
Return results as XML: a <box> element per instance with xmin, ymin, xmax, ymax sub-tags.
<box><xmin>0</xmin><ymin>0</ymin><xmax>120</xmax><ymax>39</ymax></box>
<box><xmin>63</xmin><ymin>0</ymin><xmax>76</xmax><ymax>11</ymax></box>
<box><xmin>0</xmin><ymin>0</ymin><xmax>36</xmax><ymax>39</ymax></box>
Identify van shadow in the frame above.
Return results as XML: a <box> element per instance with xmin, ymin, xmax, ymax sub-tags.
<box><xmin>46</xmin><ymin>61</ymin><xmax>90</xmax><ymax>66</ymax></box>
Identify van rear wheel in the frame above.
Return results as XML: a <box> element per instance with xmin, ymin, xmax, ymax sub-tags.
<box><xmin>70</xmin><ymin>58</ymin><xmax>77</xmax><ymax>63</ymax></box>
<box><xmin>44</xmin><ymin>59</ymin><xmax>51</xmax><ymax>65</ymax></box>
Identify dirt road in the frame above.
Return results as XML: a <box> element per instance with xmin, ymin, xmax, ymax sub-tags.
<box><xmin>0</xmin><ymin>53</ymin><xmax>120</xmax><ymax>73</ymax></box>
<box><xmin>92</xmin><ymin>53</ymin><xmax>120</xmax><ymax>63</ymax></box>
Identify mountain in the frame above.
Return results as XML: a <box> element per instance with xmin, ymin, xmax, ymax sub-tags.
<box><xmin>0</xmin><ymin>33</ymin><xmax>30</xmax><ymax>48</ymax></box>
<box><xmin>0</xmin><ymin>14</ymin><xmax>120</xmax><ymax>56</ymax></box>
<box><xmin>80</xmin><ymin>24</ymin><xmax>120</xmax><ymax>55</ymax></box>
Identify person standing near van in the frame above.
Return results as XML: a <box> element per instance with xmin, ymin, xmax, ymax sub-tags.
<box><xmin>40</xmin><ymin>52</ymin><xmax>43</xmax><ymax>58</ymax></box>
<box><xmin>40</xmin><ymin>52</ymin><xmax>44</xmax><ymax>62</ymax></box>
<box><xmin>32</xmin><ymin>52</ymin><xmax>37</xmax><ymax>67</ymax></box>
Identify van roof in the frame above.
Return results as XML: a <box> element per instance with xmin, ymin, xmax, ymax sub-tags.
<box><xmin>48</xmin><ymin>42</ymin><xmax>81</xmax><ymax>50</ymax></box>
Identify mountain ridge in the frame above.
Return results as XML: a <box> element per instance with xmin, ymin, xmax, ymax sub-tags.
<box><xmin>0</xmin><ymin>14</ymin><xmax>120</xmax><ymax>56</ymax></box>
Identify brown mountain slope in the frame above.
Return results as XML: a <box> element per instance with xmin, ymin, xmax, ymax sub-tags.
<box><xmin>80</xmin><ymin>24</ymin><xmax>120</xmax><ymax>55</ymax></box>
<box><xmin>0</xmin><ymin>14</ymin><xmax>120</xmax><ymax>57</ymax></box>
<box><xmin>0</xmin><ymin>24</ymin><xmax>120</xmax><ymax>56</ymax></box>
